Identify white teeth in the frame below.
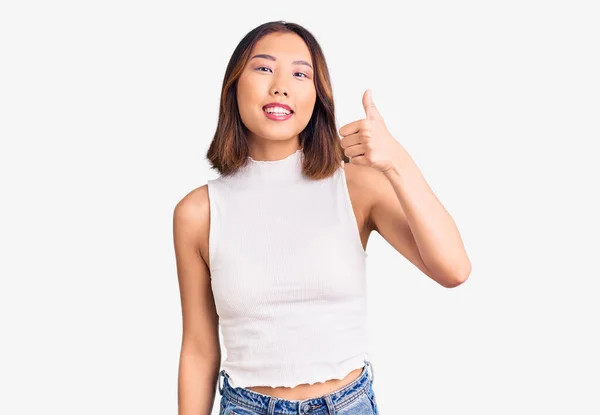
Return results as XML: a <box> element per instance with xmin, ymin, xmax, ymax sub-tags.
<box><xmin>265</xmin><ymin>107</ymin><xmax>291</xmax><ymax>115</ymax></box>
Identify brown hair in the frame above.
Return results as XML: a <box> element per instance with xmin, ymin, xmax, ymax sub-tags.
<box><xmin>205</xmin><ymin>20</ymin><xmax>348</xmax><ymax>179</ymax></box>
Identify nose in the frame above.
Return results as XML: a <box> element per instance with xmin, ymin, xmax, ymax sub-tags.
<box><xmin>270</xmin><ymin>87</ymin><xmax>288</xmax><ymax>97</ymax></box>
<box><xmin>269</xmin><ymin>75</ymin><xmax>289</xmax><ymax>97</ymax></box>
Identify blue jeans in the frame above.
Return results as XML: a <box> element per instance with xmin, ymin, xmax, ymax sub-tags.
<box><xmin>217</xmin><ymin>360</ymin><xmax>379</xmax><ymax>415</ymax></box>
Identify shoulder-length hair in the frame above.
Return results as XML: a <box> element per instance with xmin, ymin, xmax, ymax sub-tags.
<box><xmin>206</xmin><ymin>20</ymin><xmax>348</xmax><ymax>179</ymax></box>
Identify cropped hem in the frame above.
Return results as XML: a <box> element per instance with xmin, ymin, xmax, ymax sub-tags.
<box><xmin>224</xmin><ymin>353</ymin><xmax>369</xmax><ymax>389</ymax></box>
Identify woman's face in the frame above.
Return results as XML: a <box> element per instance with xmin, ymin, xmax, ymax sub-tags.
<box><xmin>236</xmin><ymin>32</ymin><xmax>317</xmax><ymax>145</ymax></box>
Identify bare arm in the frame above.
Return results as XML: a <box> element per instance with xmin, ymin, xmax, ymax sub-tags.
<box><xmin>173</xmin><ymin>185</ymin><xmax>221</xmax><ymax>415</ymax></box>
<box><xmin>369</xmin><ymin>157</ymin><xmax>471</xmax><ymax>288</ymax></box>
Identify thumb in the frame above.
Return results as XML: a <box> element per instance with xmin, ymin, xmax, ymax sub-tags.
<box><xmin>362</xmin><ymin>89</ymin><xmax>382</xmax><ymax>120</ymax></box>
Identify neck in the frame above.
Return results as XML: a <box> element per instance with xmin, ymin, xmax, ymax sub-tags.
<box><xmin>238</xmin><ymin>147</ymin><xmax>304</xmax><ymax>185</ymax></box>
<box><xmin>246</xmin><ymin>138</ymin><xmax>302</xmax><ymax>163</ymax></box>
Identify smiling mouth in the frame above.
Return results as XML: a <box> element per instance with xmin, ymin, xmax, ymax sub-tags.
<box><xmin>263</xmin><ymin>110</ymin><xmax>294</xmax><ymax>120</ymax></box>
<box><xmin>263</xmin><ymin>107</ymin><xmax>294</xmax><ymax>115</ymax></box>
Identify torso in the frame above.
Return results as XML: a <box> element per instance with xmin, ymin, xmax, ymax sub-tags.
<box><xmin>197</xmin><ymin>161</ymin><xmax>375</xmax><ymax>400</ymax></box>
<box><xmin>246</xmin><ymin>366</ymin><xmax>364</xmax><ymax>400</ymax></box>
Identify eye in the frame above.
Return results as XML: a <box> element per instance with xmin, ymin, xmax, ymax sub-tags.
<box><xmin>255</xmin><ymin>67</ymin><xmax>309</xmax><ymax>79</ymax></box>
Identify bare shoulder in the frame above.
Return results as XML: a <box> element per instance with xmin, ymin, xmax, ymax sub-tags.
<box><xmin>344</xmin><ymin>159</ymin><xmax>393</xmax><ymax>190</ymax></box>
<box><xmin>342</xmin><ymin>160</ymin><xmax>384</xmax><ymax>187</ymax></box>
<box><xmin>173</xmin><ymin>184</ymin><xmax>211</xmax><ymax>267</ymax></box>
<box><xmin>173</xmin><ymin>184</ymin><xmax>220</xmax><ymax>357</ymax></box>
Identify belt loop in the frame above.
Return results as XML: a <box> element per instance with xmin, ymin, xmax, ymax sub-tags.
<box><xmin>266</xmin><ymin>397</ymin><xmax>278</xmax><ymax>415</ymax></box>
<box><xmin>217</xmin><ymin>370</ymin><xmax>225</xmax><ymax>395</ymax></box>
<box><xmin>365</xmin><ymin>360</ymin><xmax>374</xmax><ymax>383</ymax></box>
<box><xmin>324</xmin><ymin>394</ymin><xmax>336</xmax><ymax>415</ymax></box>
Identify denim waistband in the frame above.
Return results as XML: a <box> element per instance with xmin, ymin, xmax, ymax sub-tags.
<box><xmin>218</xmin><ymin>360</ymin><xmax>374</xmax><ymax>415</ymax></box>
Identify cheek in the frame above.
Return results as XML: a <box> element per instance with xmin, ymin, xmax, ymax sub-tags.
<box><xmin>236</xmin><ymin>89</ymin><xmax>260</xmax><ymax>129</ymax></box>
<box><xmin>236</xmin><ymin>78</ymin><xmax>253</xmax><ymax>109</ymax></box>
<box><xmin>297</xmin><ymin>88</ymin><xmax>317</xmax><ymax>118</ymax></box>
<box><xmin>237</xmin><ymin>76</ymin><xmax>266</xmax><ymax>109</ymax></box>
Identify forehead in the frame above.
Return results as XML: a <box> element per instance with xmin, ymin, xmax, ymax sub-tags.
<box><xmin>249</xmin><ymin>32</ymin><xmax>312</xmax><ymax>64</ymax></box>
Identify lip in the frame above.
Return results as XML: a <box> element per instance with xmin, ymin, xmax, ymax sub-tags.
<box><xmin>263</xmin><ymin>102</ymin><xmax>293</xmax><ymax>112</ymax></box>
<box><xmin>262</xmin><ymin>102</ymin><xmax>294</xmax><ymax>121</ymax></box>
<box><xmin>264</xmin><ymin>110</ymin><xmax>293</xmax><ymax>121</ymax></box>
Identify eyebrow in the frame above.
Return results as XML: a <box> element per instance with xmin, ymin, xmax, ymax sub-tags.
<box><xmin>249</xmin><ymin>54</ymin><xmax>313</xmax><ymax>70</ymax></box>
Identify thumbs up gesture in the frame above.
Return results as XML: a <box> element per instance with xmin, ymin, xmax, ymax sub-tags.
<box><xmin>339</xmin><ymin>90</ymin><xmax>406</xmax><ymax>174</ymax></box>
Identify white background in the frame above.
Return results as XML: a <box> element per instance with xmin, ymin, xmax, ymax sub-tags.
<box><xmin>1</xmin><ymin>0</ymin><xmax>599</xmax><ymax>414</ymax></box>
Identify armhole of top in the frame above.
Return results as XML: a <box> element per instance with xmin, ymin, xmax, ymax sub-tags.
<box><xmin>206</xmin><ymin>179</ymin><xmax>218</xmax><ymax>275</ymax></box>
<box><xmin>338</xmin><ymin>164</ymin><xmax>369</xmax><ymax>258</ymax></box>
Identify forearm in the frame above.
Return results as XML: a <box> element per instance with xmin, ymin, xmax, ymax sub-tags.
<box><xmin>178</xmin><ymin>351</ymin><xmax>221</xmax><ymax>415</ymax></box>
<box><xmin>384</xmin><ymin>152</ymin><xmax>471</xmax><ymax>284</ymax></box>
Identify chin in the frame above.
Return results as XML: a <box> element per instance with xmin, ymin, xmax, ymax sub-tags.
<box><xmin>258</xmin><ymin>128</ymin><xmax>301</xmax><ymax>141</ymax></box>
<box><xmin>261</xmin><ymin>134</ymin><xmax>300</xmax><ymax>142</ymax></box>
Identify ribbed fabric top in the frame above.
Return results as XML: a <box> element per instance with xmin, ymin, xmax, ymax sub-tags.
<box><xmin>207</xmin><ymin>148</ymin><xmax>369</xmax><ymax>389</ymax></box>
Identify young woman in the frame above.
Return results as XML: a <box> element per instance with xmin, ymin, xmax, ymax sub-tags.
<box><xmin>173</xmin><ymin>20</ymin><xmax>471</xmax><ymax>415</ymax></box>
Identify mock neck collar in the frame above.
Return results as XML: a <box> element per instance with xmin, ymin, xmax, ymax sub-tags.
<box><xmin>236</xmin><ymin>148</ymin><xmax>305</xmax><ymax>184</ymax></box>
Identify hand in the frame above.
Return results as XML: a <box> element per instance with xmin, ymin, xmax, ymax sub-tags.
<box><xmin>339</xmin><ymin>90</ymin><xmax>405</xmax><ymax>173</ymax></box>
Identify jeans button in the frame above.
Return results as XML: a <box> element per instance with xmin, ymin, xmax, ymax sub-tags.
<box><xmin>302</xmin><ymin>404</ymin><xmax>312</xmax><ymax>414</ymax></box>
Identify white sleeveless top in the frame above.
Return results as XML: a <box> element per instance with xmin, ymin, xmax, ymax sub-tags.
<box><xmin>207</xmin><ymin>148</ymin><xmax>369</xmax><ymax>389</ymax></box>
